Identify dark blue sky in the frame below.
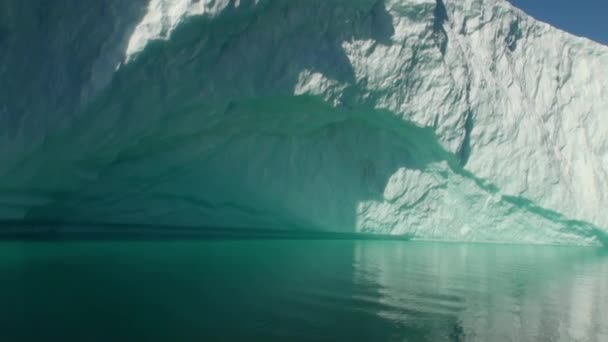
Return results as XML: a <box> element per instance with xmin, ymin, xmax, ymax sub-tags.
<box><xmin>508</xmin><ymin>0</ymin><xmax>607</xmax><ymax>45</ymax></box>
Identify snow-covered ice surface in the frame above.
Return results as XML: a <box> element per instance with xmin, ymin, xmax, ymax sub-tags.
<box><xmin>1</xmin><ymin>0</ymin><xmax>607</xmax><ymax>245</ymax></box>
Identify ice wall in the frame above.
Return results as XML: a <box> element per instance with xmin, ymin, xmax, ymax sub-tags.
<box><xmin>0</xmin><ymin>0</ymin><xmax>607</xmax><ymax>245</ymax></box>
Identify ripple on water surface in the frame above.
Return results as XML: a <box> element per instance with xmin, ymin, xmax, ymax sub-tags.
<box><xmin>0</xmin><ymin>239</ymin><xmax>606</xmax><ymax>341</ymax></box>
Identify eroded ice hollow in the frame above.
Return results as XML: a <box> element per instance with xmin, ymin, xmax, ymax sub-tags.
<box><xmin>1</xmin><ymin>0</ymin><xmax>607</xmax><ymax>245</ymax></box>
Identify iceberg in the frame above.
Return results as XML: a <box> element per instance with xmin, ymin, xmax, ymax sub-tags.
<box><xmin>1</xmin><ymin>0</ymin><xmax>607</xmax><ymax>245</ymax></box>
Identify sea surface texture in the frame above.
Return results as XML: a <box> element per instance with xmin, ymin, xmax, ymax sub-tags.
<box><xmin>0</xmin><ymin>240</ymin><xmax>606</xmax><ymax>341</ymax></box>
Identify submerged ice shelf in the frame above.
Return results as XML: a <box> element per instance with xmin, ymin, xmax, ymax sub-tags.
<box><xmin>0</xmin><ymin>0</ymin><xmax>607</xmax><ymax>245</ymax></box>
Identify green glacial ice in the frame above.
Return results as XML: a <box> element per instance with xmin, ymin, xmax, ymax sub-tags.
<box><xmin>2</xmin><ymin>0</ymin><xmax>608</xmax><ymax>245</ymax></box>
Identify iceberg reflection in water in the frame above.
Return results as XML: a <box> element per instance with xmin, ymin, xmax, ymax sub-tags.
<box><xmin>0</xmin><ymin>238</ymin><xmax>606</xmax><ymax>341</ymax></box>
<box><xmin>352</xmin><ymin>242</ymin><xmax>608</xmax><ymax>341</ymax></box>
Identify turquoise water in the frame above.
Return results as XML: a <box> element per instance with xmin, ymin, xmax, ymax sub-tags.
<box><xmin>0</xmin><ymin>239</ymin><xmax>606</xmax><ymax>341</ymax></box>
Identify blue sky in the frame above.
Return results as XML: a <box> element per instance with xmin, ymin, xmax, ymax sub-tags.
<box><xmin>508</xmin><ymin>0</ymin><xmax>607</xmax><ymax>45</ymax></box>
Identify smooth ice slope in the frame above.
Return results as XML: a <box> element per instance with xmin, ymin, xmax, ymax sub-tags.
<box><xmin>0</xmin><ymin>0</ymin><xmax>607</xmax><ymax>245</ymax></box>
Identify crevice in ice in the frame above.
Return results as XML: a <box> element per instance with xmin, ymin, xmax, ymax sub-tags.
<box><xmin>505</xmin><ymin>18</ymin><xmax>523</xmax><ymax>52</ymax></box>
<box><xmin>458</xmin><ymin>110</ymin><xmax>473</xmax><ymax>166</ymax></box>
<box><xmin>433</xmin><ymin>0</ymin><xmax>449</xmax><ymax>55</ymax></box>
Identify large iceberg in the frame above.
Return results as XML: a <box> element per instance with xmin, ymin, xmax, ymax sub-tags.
<box><xmin>1</xmin><ymin>0</ymin><xmax>607</xmax><ymax>245</ymax></box>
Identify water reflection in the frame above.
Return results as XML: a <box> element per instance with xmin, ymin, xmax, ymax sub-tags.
<box><xmin>353</xmin><ymin>242</ymin><xmax>608</xmax><ymax>341</ymax></box>
<box><xmin>0</xmin><ymin>240</ymin><xmax>606</xmax><ymax>340</ymax></box>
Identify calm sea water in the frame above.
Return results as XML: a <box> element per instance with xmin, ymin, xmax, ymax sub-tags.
<box><xmin>0</xmin><ymin>239</ymin><xmax>606</xmax><ymax>341</ymax></box>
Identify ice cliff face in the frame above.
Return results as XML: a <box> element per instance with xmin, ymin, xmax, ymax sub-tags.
<box><xmin>1</xmin><ymin>0</ymin><xmax>607</xmax><ymax>245</ymax></box>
